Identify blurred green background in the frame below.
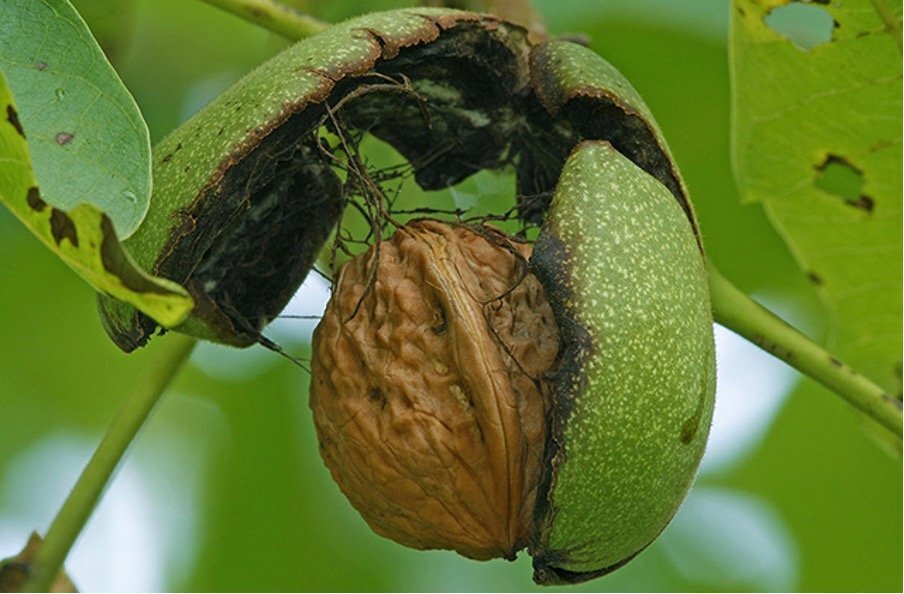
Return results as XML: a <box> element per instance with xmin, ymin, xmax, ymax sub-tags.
<box><xmin>0</xmin><ymin>0</ymin><xmax>900</xmax><ymax>591</ymax></box>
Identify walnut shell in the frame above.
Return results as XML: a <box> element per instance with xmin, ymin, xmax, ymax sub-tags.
<box><xmin>310</xmin><ymin>219</ymin><xmax>560</xmax><ymax>560</ymax></box>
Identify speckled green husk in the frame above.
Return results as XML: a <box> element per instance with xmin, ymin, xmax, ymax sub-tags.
<box><xmin>92</xmin><ymin>7</ymin><xmax>718</xmax><ymax>583</ymax></box>
<box><xmin>529</xmin><ymin>141</ymin><xmax>716</xmax><ymax>583</ymax></box>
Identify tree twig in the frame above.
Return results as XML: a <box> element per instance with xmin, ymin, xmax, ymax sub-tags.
<box><xmin>199</xmin><ymin>0</ymin><xmax>328</xmax><ymax>40</ymax></box>
<box><xmin>708</xmin><ymin>264</ymin><xmax>902</xmax><ymax>438</ymax></box>
<box><xmin>21</xmin><ymin>334</ymin><xmax>198</xmax><ymax>593</ymax></box>
<box><xmin>420</xmin><ymin>0</ymin><xmax>547</xmax><ymax>42</ymax></box>
<box><xmin>868</xmin><ymin>0</ymin><xmax>902</xmax><ymax>52</ymax></box>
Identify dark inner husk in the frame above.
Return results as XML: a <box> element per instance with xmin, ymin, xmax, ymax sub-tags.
<box><xmin>140</xmin><ymin>18</ymin><xmax>688</xmax><ymax>351</ymax></box>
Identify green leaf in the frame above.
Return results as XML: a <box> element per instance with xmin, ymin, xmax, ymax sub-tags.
<box><xmin>0</xmin><ymin>70</ymin><xmax>193</xmax><ymax>328</ymax></box>
<box><xmin>730</xmin><ymin>0</ymin><xmax>903</xmax><ymax>394</ymax></box>
<box><xmin>0</xmin><ymin>0</ymin><xmax>150</xmax><ymax>238</ymax></box>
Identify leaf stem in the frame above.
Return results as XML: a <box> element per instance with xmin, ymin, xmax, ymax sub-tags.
<box><xmin>869</xmin><ymin>0</ymin><xmax>902</xmax><ymax>52</ymax></box>
<box><xmin>198</xmin><ymin>0</ymin><xmax>328</xmax><ymax>40</ymax></box>
<box><xmin>21</xmin><ymin>334</ymin><xmax>197</xmax><ymax>593</ymax></box>
<box><xmin>708</xmin><ymin>265</ymin><xmax>902</xmax><ymax>438</ymax></box>
<box><xmin>421</xmin><ymin>0</ymin><xmax>548</xmax><ymax>41</ymax></box>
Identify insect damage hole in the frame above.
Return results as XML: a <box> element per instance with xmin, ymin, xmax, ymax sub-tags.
<box><xmin>765</xmin><ymin>2</ymin><xmax>835</xmax><ymax>50</ymax></box>
<box><xmin>815</xmin><ymin>154</ymin><xmax>873</xmax><ymax>212</ymax></box>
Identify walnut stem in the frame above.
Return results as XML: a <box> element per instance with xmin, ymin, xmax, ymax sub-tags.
<box><xmin>709</xmin><ymin>264</ymin><xmax>902</xmax><ymax>439</ymax></box>
<box><xmin>420</xmin><ymin>0</ymin><xmax>547</xmax><ymax>42</ymax></box>
<box><xmin>21</xmin><ymin>335</ymin><xmax>197</xmax><ymax>593</ymax></box>
<box><xmin>198</xmin><ymin>0</ymin><xmax>329</xmax><ymax>40</ymax></box>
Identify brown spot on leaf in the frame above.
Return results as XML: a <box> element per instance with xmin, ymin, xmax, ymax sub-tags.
<box><xmin>847</xmin><ymin>195</ymin><xmax>874</xmax><ymax>212</ymax></box>
<box><xmin>6</xmin><ymin>105</ymin><xmax>25</xmax><ymax>138</ymax></box>
<box><xmin>26</xmin><ymin>186</ymin><xmax>47</xmax><ymax>212</ymax></box>
<box><xmin>829</xmin><ymin>356</ymin><xmax>843</xmax><ymax>367</ymax></box>
<box><xmin>33</xmin><ymin>61</ymin><xmax>47</xmax><ymax>71</ymax></box>
<box><xmin>50</xmin><ymin>208</ymin><xmax>78</xmax><ymax>247</ymax></box>
<box><xmin>55</xmin><ymin>132</ymin><xmax>73</xmax><ymax>145</ymax></box>
<box><xmin>806</xmin><ymin>271</ymin><xmax>823</xmax><ymax>285</ymax></box>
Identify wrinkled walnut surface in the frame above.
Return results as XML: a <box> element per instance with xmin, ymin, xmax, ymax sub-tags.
<box><xmin>310</xmin><ymin>219</ymin><xmax>560</xmax><ymax>560</ymax></box>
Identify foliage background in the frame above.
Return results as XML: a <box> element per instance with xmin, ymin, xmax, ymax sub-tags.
<box><xmin>0</xmin><ymin>0</ymin><xmax>900</xmax><ymax>591</ymax></box>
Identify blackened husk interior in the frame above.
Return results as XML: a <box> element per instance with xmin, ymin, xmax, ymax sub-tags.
<box><xmin>149</xmin><ymin>23</ymin><xmax>556</xmax><ymax>346</ymax></box>
<box><xmin>155</xmin><ymin>20</ymin><xmax>680</xmax><ymax>347</ymax></box>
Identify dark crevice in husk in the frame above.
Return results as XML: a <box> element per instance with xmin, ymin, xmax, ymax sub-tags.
<box><xmin>532</xmin><ymin>547</ymin><xmax>642</xmax><ymax>585</ymax></box>
<box><xmin>525</xmin><ymin>230</ymin><xmax>596</xmax><ymax>582</ymax></box>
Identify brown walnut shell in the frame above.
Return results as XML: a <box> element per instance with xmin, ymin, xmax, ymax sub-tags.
<box><xmin>310</xmin><ymin>219</ymin><xmax>560</xmax><ymax>560</ymax></box>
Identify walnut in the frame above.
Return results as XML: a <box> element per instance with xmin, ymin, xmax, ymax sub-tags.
<box><xmin>310</xmin><ymin>219</ymin><xmax>560</xmax><ymax>560</ymax></box>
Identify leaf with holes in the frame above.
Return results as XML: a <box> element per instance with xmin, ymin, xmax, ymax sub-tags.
<box><xmin>730</xmin><ymin>0</ymin><xmax>903</xmax><ymax>398</ymax></box>
<box><xmin>0</xmin><ymin>69</ymin><xmax>193</xmax><ymax>328</ymax></box>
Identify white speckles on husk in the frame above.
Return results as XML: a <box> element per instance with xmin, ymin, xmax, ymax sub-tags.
<box><xmin>530</xmin><ymin>141</ymin><xmax>716</xmax><ymax>583</ymax></box>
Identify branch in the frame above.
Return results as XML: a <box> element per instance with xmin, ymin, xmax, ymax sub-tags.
<box><xmin>420</xmin><ymin>0</ymin><xmax>547</xmax><ymax>42</ymax></box>
<box><xmin>869</xmin><ymin>0</ymin><xmax>902</xmax><ymax>52</ymax></box>
<box><xmin>708</xmin><ymin>264</ymin><xmax>902</xmax><ymax>438</ymax></box>
<box><xmin>21</xmin><ymin>334</ymin><xmax>197</xmax><ymax>593</ymax></box>
<box><xmin>199</xmin><ymin>0</ymin><xmax>328</xmax><ymax>40</ymax></box>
